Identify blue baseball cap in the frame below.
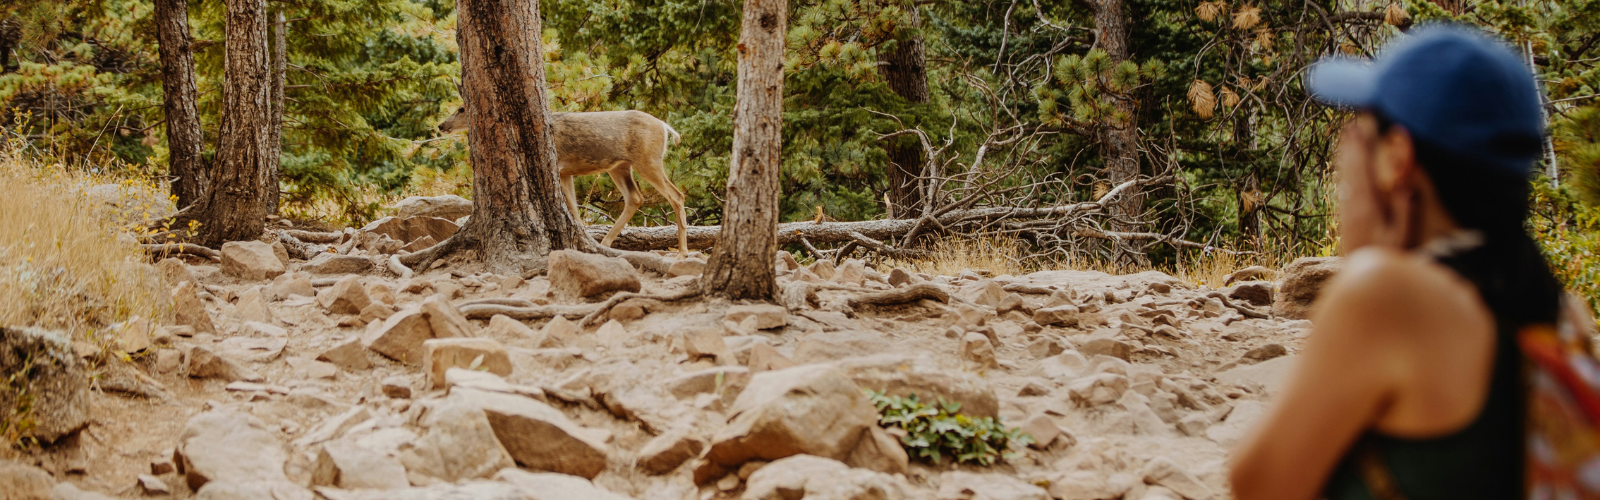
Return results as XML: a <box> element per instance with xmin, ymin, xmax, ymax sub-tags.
<box><xmin>1306</xmin><ymin>24</ymin><xmax>1545</xmax><ymax>177</ymax></box>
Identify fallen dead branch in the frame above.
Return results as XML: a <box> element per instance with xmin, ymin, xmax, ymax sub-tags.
<box><xmin>273</xmin><ymin>230</ymin><xmax>323</xmax><ymax>260</ymax></box>
<box><xmin>282</xmin><ymin>229</ymin><xmax>343</xmax><ymax>244</ymax></box>
<box><xmin>460</xmin><ymin>303</ymin><xmax>599</xmax><ymax>321</ymax></box>
<box><xmin>140</xmin><ymin>243</ymin><xmax>220</xmax><ymax>261</ymax></box>
<box><xmin>847</xmin><ymin>283</ymin><xmax>950</xmax><ymax>308</ymax></box>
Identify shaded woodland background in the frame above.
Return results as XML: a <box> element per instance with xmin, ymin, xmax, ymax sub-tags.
<box><xmin>4</xmin><ymin>0</ymin><xmax>1600</xmax><ymax>303</ymax></box>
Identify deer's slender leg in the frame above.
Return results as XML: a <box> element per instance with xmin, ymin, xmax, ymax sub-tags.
<box><xmin>634</xmin><ymin>156</ymin><xmax>690</xmax><ymax>257</ymax></box>
<box><xmin>601</xmin><ymin>163</ymin><xmax>640</xmax><ymax>248</ymax></box>
<box><xmin>561</xmin><ymin>173</ymin><xmax>581</xmax><ymax>224</ymax></box>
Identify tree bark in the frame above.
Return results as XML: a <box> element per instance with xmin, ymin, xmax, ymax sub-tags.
<box><xmin>152</xmin><ymin>0</ymin><xmax>207</xmax><ymax>209</ymax></box>
<box><xmin>265</xmin><ymin>10</ymin><xmax>285</xmax><ymax>215</ymax></box>
<box><xmin>700</xmin><ymin>0</ymin><xmax>787</xmax><ymax>300</ymax></box>
<box><xmin>182</xmin><ymin>0</ymin><xmax>272</xmax><ymax>246</ymax></box>
<box><xmin>400</xmin><ymin>0</ymin><xmax>599</xmax><ymax>275</ymax></box>
<box><xmin>880</xmin><ymin>7</ymin><xmax>929</xmax><ymax>218</ymax></box>
<box><xmin>1089</xmin><ymin>0</ymin><xmax>1141</xmax><ymax>231</ymax></box>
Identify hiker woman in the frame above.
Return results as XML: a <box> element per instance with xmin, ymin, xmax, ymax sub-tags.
<box><xmin>1230</xmin><ymin>25</ymin><xmax>1575</xmax><ymax>499</ymax></box>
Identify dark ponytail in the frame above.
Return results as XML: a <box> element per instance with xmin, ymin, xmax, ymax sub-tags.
<box><xmin>1412</xmin><ymin>136</ymin><xmax>1563</xmax><ymax>327</ymax></box>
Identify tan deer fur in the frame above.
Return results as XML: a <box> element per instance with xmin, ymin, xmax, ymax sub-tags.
<box><xmin>438</xmin><ymin>108</ymin><xmax>688</xmax><ymax>255</ymax></box>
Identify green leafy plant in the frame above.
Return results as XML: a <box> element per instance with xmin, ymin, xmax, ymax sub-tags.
<box><xmin>866</xmin><ymin>389</ymin><xmax>1032</xmax><ymax>466</ymax></box>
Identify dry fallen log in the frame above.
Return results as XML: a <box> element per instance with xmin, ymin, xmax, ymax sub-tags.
<box><xmin>141</xmin><ymin>243</ymin><xmax>220</xmax><ymax>261</ymax></box>
<box><xmin>282</xmin><ymin>229</ymin><xmax>343</xmax><ymax>244</ymax></box>
<box><xmin>460</xmin><ymin>303</ymin><xmax>599</xmax><ymax>321</ymax></box>
<box><xmin>273</xmin><ymin>230</ymin><xmax>323</xmax><ymax>260</ymax></box>
<box><xmin>847</xmin><ymin>283</ymin><xmax>950</xmax><ymax>308</ymax></box>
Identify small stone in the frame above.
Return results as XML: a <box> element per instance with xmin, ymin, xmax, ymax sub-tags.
<box><xmin>724</xmin><ymin>304</ymin><xmax>788</xmax><ymax>331</ymax></box>
<box><xmin>221</xmin><ymin>241</ymin><xmax>287</xmax><ymax>281</ymax></box>
<box><xmin>1034</xmin><ymin>305</ymin><xmax>1080</xmax><ymax>327</ymax></box>
<box><xmin>595</xmin><ymin>320</ymin><xmax>629</xmax><ymax>349</ymax></box>
<box><xmin>540</xmin><ymin>316</ymin><xmax>580</xmax><ymax>348</ymax></box>
<box><xmin>155</xmin><ymin>258</ymin><xmax>197</xmax><ymax>288</ymax></box>
<box><xmin>777</xmin><ymin>251</ymin><xmax>800</xmax><ymax>271</ymax></box>
<box><xmin>421</xmin><ymin>295</ymin><xmax>475</xmax><ymax>338</ymax></box>
<box><xmin>1223</xmin><ymin>265</ymin><xmax>1272</xmax><ymax>286</ymax></box>
<box><xmin>1020</xmin><ymin>414</ymin><xmax>1064</xmax><ymax>449</ymax></box>
<box><xmin>834</xmin><ymin>259</ymin><xmax>867</xmax><ymax>286</ymax></box>
<box><xmin>318</xmin><ymin>276</ymin><xmax>372</xmax><ymax>315</ymax></box>
<box><xmin>317</xmin><ymin>339</ymin><xmax>371</xmax><ymax>371</ymax></box>
<box><xmin>137</xmin><ymin>474</ymin><xmax>170</xmax><ymax>494</ymax></box>
<box><xmin>1079</xmin><ymin>338</ymin><xmax>1134</xmax><ymax>361</ymax></box>
<box><xmin>637</xmin><ymin>428</ymin><xmax>706</xmax><ymax>475</ymax></box>
<box><xmin>996</xmin><ymin>293</ymin><xmax>1030</xmax><ymax>315</ymax></box>
<box><xmin>286</xmin><ymin>357</ymin><xmax>338</xmax><ymax>380</ymax></box>
<box><xmin>486</xmin><ymin>315</ymin><xmax>536</xmax><ymax>341</ymax></box>
<box><xmin>268</xmin><ymin>270</ymin><xmax>315</xmax><ymax>298</ymax></box>
<box><xmin>363</xmin><ymin>307</ymin><xmax>435</xmax><ymax>364</ymax></box>
<box><xmin>1228</xmin><ymin>281</ymin><xmax>1274</xmax><ymax>307</ymax></box>
<box><xmin>809</xmin><ymin>260</ymin><xmax>836</xmax><ymax>280</ymax></box>
<box><xmin>186</xmin><ymin>346</ymin><xmax>261</xmax><ymax>382</ymax></box>
<box><xmin>1243</xmin><ymin>343</ymin><xmax>1288</xmax><ymax>362</ymax></box>
<box><xmin>746</xmin><ymin>343</ymin><xmax>796</xmax><ymax>373</ymax></box>
<box><xmin>423</xmin><ymin>338</ymin><xmax>513</xmax><ymax>389</ymax></box>
<box><xmin>170</xmin><ymin>281</ymin><xmax>217</xmax><ymax>334</ymax></box>
<box><xmin>683</xmin><ymin>328</ymin><xmax>731</xmax><ymax>362</ymax></box>
<box><xmin>235</xmin><ymin>286</ymin><xmax>275</xmax><ymax>324</ymax></box>
<box><xmin>381</xmin><ymin>377</ymin><xmax>411</xmax><ymax>399</ymax></box>
<box><xmin>303</xmin><ymin>253</ymin><xmax>375</xmax><ymax>275</ymax></box>
<box><xmin>360</xmin><ymin>303</ymin><xmax>397</xmax><ymax>323</ymax></box>
<box><xmin>887</xmin><ymin>268</ymin><xmax>914</xmax><ymax>287</ymax></box>
<box><xmin>610</xmin><ymin>299</ymin><xmax>648</xmax><ymax>321</ymax></box>
<box><xmin>1018</xmin><ymin>382</ymin><xmax>1052</xmax><ymax>397</ymax></box>
<box><xmin>961</xmin><ymin>332</ymin><xmax>997</xmax><ymax>369</ymax></box>
<box><xmin>668</xmin><ymin>258</ymin><xmax>707</xmax><ymax>277</ymax></box>
<box><xmin>151</xmin><ymin>455</ymin><xmax>175</xmax><ymax>475</ymax></box>
<box><xmin>402</xmin><ymin>234</ymin><xmax>438</xmax><ymax>253</ymax></box>
<box><xmin>392</xmin><ymin>194</ymin><xmax>472</xmax><ymax>219</ymax></box>
<box><xmin>1142</xmin><ymin>457</ymin><xmax>1214</xmax><ymax>500</ymax></box>
<box><xmin>717</xmin><ymin>473</ymin><xmax>741</xmax><ymax>491</ymax></box>
<box><xmin>109</xmin><ymin>316</ymin><xmax>156</xmax><ymax>355</ymax></box>
<box><xmin>154</xmin><ymin>349</ymin><xmax>183</xmax><ymax>373</ymax></box>
<box><xmin>1026</xmin><ymin>337</ymin><xmax>1065</xmax><ymax>359</ymax></box>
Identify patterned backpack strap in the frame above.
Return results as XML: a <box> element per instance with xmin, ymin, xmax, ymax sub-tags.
<box><xmin>1358</xmin><ymin>439</ymin><xmax>1411</xmax><ymax>500</ymax></box>
<box><xmin>1522</xmin><ymin>294</ymin><xmax>1600</xmax><ymax>499</ymax></box>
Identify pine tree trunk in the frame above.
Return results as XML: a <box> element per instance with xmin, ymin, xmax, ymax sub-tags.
<box><xmin>265</xmin><ymin>10</ymin><xmax>285</xmax><ymax>215</ymax></box>
<box><xmin>184</xmin><ymin>0</ymin><xmax>271</xmax><ymax>246</ymax></box>
<box><xmin>1090</xmin><ymin>0</ymin><xmax>1141</xmax><ymax>230</ymax></box>
<box><xmin>699</xmin><ymin>0</ymin><xmax>787</xmax><ymax>300</ymax></box>
<box><xmin>881</xmin><ymin>8</ymin><xmax>928</xmax><ymax>218</ymax></box>
<box><xmin>399</xmin><ymin>0</ymin><xmax>599</xmax><ymax>276</ymax></box>
<box><xmin>153</xmin><ymin>0</ymin><xmax>207</xmax><ymax>209</ymax></box>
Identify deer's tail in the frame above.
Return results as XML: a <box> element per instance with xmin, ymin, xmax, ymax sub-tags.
<box><xmin>661</xmin><ymin>120</ymin><xmax>682</xmax><ymax>149</ymax></box>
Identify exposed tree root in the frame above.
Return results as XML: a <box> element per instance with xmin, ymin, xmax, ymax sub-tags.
<box><xmin>1206</xmin><ymin>291</ymin><xmax>1270</xmax><ymax>319</ymax></box>
<box><xmin>1003</xmin><ymin>283</ymin><xmax>1063</xmax><ymax>295</ymax></box>
<box><xmin>140</xmin><ymin>243</ymin><xmax>220</xmax><ymax>261</ymax></box>
<box><xmin>579</xmin><ymin>289</ymin><xmax>703</xmax><ymax>328</ymax></box>
<box><xmin>387</xmin><ymin>254</ymin><xmax>413</xmax><ymax>279</ymax></box>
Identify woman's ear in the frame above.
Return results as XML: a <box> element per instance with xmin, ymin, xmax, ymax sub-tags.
<box><xmin>1374</xmin><ymin>126</ymin><xmax>1417</xmax><ymax>192</ymax></box>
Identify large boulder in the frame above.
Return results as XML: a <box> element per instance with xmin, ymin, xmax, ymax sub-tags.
<box><xmin>363</xmin><ymin>297</ymin><xmax>470</xmax><ymax>365</ymax></box>
<box><xmin>449</xmin><ymin>388</ymin><xmax>609</xmax><ymax>479</ymax></box>
<box><xmin>695</xmin><ymin>364</ymin><xmax>878</xmax><ymax>484</ymax></box>
<box><xmin>174</xmin><ymin>410</ymin><xmax>292</xmax><ymax>491</ymax></box>
<box><xmin>423</xmin><ymin>338</ymin><xmax>512</xmax><ymax>389</ymax></box>
<box><xmin>547</xmin><ymin>250</ymin><xmax>641</xmax><ymax>303</ymax></box>
<box><xmin>397</xmin><ymin>399</ymin><xmax>516</xmax><ymax>483</ymax></box>
<box><xmin>1272</xmin><ymin>257</ymin><xmax>1342</xmax><ymax>319</ymax></box>
<box><xmin>221</xmin><ymin>241</ymin><xmax>287</xmax><ymax>281</ymax></box>
<box><xmin>0</xmin><ymin>327</ymin><xmax>90</xmax><ymax>443</ymax></box>
<box><xmin>392</xmin><ymin>195</ymin><xmax>472</xmax><ymax>220</ymax></box>
<box><xmin>311</xmin><ymin>437</ymin><xmax>409</xmax><ymax>490</ymax></box>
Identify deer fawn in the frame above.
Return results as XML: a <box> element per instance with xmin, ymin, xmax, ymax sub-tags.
<box><xmin>438</xmin><ymin>108</ymin><xmax>689</xmax><ymax>257</ymax></box>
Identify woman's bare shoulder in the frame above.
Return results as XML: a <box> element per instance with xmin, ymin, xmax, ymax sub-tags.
<box><xmin>1314</xmin><ymin>247</ymin><xmax>1488</xmax><ymax>337</ymax></box>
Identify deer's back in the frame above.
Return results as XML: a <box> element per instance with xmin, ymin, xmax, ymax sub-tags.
<box><xmin>553</xmin><ymin>110</ymin><xmax>669</xmax><ymax>176</ymax></box>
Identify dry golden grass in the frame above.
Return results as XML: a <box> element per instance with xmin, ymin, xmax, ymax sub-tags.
<box><xmin>885</xmin><ymin>236</ymin><xmax>1031</xmax><ymax>277</ymax></box>
<box><xmin>0</xmin><ymin>147</ymin><xmax>165</xmax><ymax>338</ymax></box>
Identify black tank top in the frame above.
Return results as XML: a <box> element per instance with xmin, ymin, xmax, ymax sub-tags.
<box><xmin>1321</xmin><ymin>245</ymin><xmax>1552</xmax><ymax>500</ymax></box>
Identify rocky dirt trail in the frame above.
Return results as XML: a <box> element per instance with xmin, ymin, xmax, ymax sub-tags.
<box><xmin>2</xmin><ymin>196</ymin><xmax>1343</xmax><ymax>500</ymax></box>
